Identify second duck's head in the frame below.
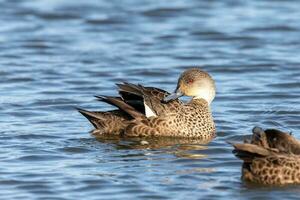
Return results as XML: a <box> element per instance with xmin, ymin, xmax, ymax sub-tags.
<box><xmin>163</xmin><ymin>68</ymin><xmax>216</xmax><ymax>104</ymax></box>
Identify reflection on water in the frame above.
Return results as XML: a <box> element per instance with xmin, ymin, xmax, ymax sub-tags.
<box><xmin>96</xmin><ymin>135</ymin><xmax>210</xmax><ymax>159</ymax></box>
<box><xmin>95</xmin><ymin>135</ymin><xmax>211</xmax><ymax>148</ymax></box>
<box><xmin>1</xmin><ymin>0</ymin><xmax>300</xmax><ymax>199</ymax></box>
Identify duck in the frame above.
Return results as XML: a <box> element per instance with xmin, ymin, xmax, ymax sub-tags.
<box><xmin>232</xmin><ymin>127</ymin><xmax>300</xmax><ymax>185</ymax></box>
<box><xmin>77</xmin><ymin>68</ymin><xmax>216</xmax><ymax>139</ymax></box>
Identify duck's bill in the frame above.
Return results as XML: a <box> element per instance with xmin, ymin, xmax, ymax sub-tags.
<box><xmin>162</xmin><ymin>90</ymin><xmax>183</xmax><ymax>103</ymax></box>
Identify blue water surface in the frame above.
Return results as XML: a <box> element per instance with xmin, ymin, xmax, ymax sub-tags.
<box><xmin>1</xmin><ymin>0</ymin><xmax>300</xmax><ymax>199</ymax></box>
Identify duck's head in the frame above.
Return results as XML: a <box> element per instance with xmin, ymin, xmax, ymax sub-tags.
<box><xmin>163</xmin><ymin>68</ymin><xmax>216</xmax><ymax>104</ymax></box>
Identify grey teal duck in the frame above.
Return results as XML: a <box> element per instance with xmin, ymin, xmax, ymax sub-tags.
<box><xmin>232</xmin><ymin>127</ymin><xmax>300</xmax><ymax>185</ymax></box>
<box><xmin>77</xmin><ymin>68</ymin><xmax>216</xmax><ymax>139</ymax></box>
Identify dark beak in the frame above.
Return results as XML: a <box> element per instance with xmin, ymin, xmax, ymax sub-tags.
<box><xmin>162</xmin><ymin>89</ymin><xmax>183</xmax><ymax>103</ymax></box>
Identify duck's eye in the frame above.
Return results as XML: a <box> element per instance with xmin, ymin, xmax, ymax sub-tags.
<box><xmin>186</xmin><ymin>79</ymin><xmax>194</xmax><ymax>84</ymax></box>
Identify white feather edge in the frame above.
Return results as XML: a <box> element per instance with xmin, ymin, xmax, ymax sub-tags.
<box><xmin>144</xmin><ymin>101</ymin><xmax>157</xmax><ymax>118</ymax></box>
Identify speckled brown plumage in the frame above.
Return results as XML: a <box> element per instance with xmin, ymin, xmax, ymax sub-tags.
<box><xmin>232</xmin><ymin>127</ymin><xmax>300</xmax><ymax>185</ymax></box>
<box><xmin>77</xmin><ymin>68</ymin><xmax>216</xmax><ymax>139</ymax></box>
<box><xmin>124</xmin><ymin>98</ymin><xmax>215</xmax><ymax>138</ymax></box>
<box><xmin>77</xmin><ymin>108</ymin><xmax>131</xmax><ymax>136</ymax></box>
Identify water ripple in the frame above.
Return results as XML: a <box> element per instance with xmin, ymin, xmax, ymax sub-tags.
<box><xmin>1</xmin><ymin>0</ymin><xmax>300</xmax><ymax>199</ymax></box>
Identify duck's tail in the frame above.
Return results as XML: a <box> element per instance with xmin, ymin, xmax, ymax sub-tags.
<box><xmin>76</xmin><ymin>107</ymin><xmax>105</xmax><ymax>129</ymax></box>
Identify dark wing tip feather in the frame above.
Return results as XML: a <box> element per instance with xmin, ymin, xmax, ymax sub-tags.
<box><xmin>95</xmin><ymin>94</ymin><xmax>144</xmax><ymax>119</ymax></box>
<box><xmin>75</xmin><ymin>107</ymin><xmax>95</xmax><ymax>116</ymax></box>
<box><xmin>116</xmin><ymin>82</ymin><xmax>129</xmax><ymax>88</ymax></box>
<box><xmin>94</xmin><ymin>95</ymin><xmax>105</xmax><ymax>100</ymax></box>
<box><xmin>74</xmin><ymin>106</ymin><xmax>84</xmax><ymax>111</ymax></box>
<box><xmin>95</xmin><ymin>95</ymin><xmax>122</xmax><ymax>102</ymax></box>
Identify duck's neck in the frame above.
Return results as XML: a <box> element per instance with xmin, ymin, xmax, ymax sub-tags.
<box><xmin>193</xmin><ymin>90</ymin><xmax>215</xmax><ymax>105</ymax></box>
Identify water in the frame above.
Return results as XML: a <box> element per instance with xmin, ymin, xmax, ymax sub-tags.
<box><xmin>1</xmin><ymin>0</ymin><xmax>300</xmax><ymax>199</ymax></box>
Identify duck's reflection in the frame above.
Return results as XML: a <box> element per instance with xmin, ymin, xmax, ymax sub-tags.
<box><xmin>93</xmin><ymin>133</ymin><xmax>213</xmax><ymax>159</ymax></box>
<box><xmin>91</xmin><ymin>133</ymin><xmax>217</xmax><ymax>179</ymax></box>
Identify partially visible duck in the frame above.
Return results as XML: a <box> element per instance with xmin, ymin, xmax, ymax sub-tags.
<box><xmin>77</xmin><ymin>68</ymin><xmax>216</xmax><ymax>139</ymax></box>
<box><xmin>232</xmin><ymin>127</ymin><xmax>300</xmax><ymax>185</ymax></box>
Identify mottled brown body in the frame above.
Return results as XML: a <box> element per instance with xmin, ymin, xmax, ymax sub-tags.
<box><xmin>125</xmin><ymin>98</ymin><xmax>215</xmax><ymax>138</ymax></box>
<box><xmin>232</xmin><ymin>127</ymin><xmax>300</xmax><ymax>185</ymax></box>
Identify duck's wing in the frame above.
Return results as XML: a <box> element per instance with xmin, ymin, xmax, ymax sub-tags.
<box><xmin>117</xmin><ymin>82</ymin><xmax>183</xmax><ymax>117</ymax></box>
<box><xmin>94</xmin><ymin>95</ymin><xmax>145</xmax><ymax>119</ymax></box>
<box><xmin>76</xmin><ymin>108</ymin><xmax>131</xmax><ymax>135</ymax></box>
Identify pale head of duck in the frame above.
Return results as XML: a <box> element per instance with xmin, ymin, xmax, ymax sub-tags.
<box><xmin>163</xmin><ymin>68</ymin><xmax>216</xmax><ymax>105</ymax></box>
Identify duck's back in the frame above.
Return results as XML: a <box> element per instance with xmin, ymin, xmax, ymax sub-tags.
<box><xmin>243</xmin><ymin>154</ymin><xmax>300</xmax><ymax>185</ymax></box>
